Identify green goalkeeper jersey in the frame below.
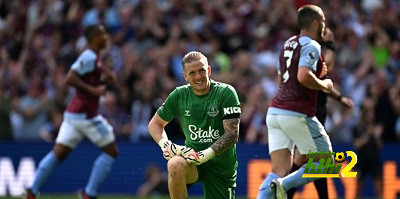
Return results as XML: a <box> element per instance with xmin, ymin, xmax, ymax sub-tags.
<box><xmin>157</xmin><ymin>80</ymin><xmax>241</xmax><ymax>181</ymax></box>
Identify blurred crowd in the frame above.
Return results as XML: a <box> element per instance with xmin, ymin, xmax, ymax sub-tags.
<box><xmin>0</xmin><ymin>0</ymin><xmax>399</xmax><ymax>145</ymax></box>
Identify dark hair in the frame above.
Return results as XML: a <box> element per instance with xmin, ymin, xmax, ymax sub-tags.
<box><xmin>84</xmin><ymin>25</ymin><xmax>103</xmax><ymax>42</ymax></box>
<box><xmin>297</xmin><ymin>5</ymin><xmax>323</xmax><ymax>30</ymax></box>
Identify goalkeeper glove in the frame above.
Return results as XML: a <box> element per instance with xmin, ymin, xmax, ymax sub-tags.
<box><xmin>182</xmin><ymin>147</ymin><xmax>215</xmax><ymax>166</ymax></box>
<box><xmin>158</xmin><ymin>137</ymin><xmax>185</xmax><ymax>161</ymax></box>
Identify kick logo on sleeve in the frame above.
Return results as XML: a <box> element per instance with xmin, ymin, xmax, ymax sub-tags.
<box><xmin>302</xmin><ymin>150</ymin><xmax>358</xmax><ymax>178</ymax></box>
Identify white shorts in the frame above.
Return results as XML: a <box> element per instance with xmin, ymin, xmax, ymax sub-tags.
<box><xmin>56</xmin><ymin>113</ymin><xmax>115</xmax><ymax>148</ymax></box>
<box><xmin>267</xmin><ymin>114</ymin><xmax>332</xmax><ymax>155</ymax></box>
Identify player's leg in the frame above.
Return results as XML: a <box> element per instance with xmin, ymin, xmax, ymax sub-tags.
<box><xmin>313</xmin><ymin>177</ymin><xmax>328</xmax><ymax>199</ymax></box>
<box><xmin>201</xmin><ymin>169</ymin><xmax>236</xmax><ymax>199</ymax></box>
<box><xmin>287</xmin><ymin>147</ymin><xmax>328</xmax><ymax>199</ymax></box>
<box><xmin>313</xmin><ymin>107</ymin><xmax>329</xmax><ymax>199</ymax></box>
<box><xmin>83</xmin><ymin>115</ymin><xmax>118</xmax><ymax>198</ymax></box>
<box><xmin>28</xmin><ymin>144</ymin><xmax>72</xmax><ymax>197</ymax></box>
<box><xmin>257</xmin><ymin>114</ymin><xmax>293</xmax><ymax>199</ymax></box>
<box><xmin>286</xmin><ymin>147</ymin><xmax>301</xmax><ymax>199</ymax></box>
<box><xmin>263</xmin><ymin>149</ymin><xmax>292</xmax><ymax>199</ymax></box>
<box><xmin>270</xmin><ymin>149</ymin><xmax>293</xmax><ymax>179</ymax></box>
<box><xmin>276</xmin><ymin>116</ymin><xmax>332</xmax><ymax>192</ymax></box>
<box><xmin>167</xmin><ymin>155</ymin><xmax>198</xmax><ymax>199</ymax></box>
<box><xmin>28</xmin><ymin>119</ymin><xmax>80</xmax><ymax>196</ymax></box>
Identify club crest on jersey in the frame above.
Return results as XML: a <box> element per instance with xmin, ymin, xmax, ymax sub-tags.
<box><xmin>307</xmin><ymin>50</ymin><xmax>317</xmax><ymax>65</ymax></box>
<box><xmin>207</xmin><ymin>105</ymin><xmax>219</xmax><ymax>117</ymax></box>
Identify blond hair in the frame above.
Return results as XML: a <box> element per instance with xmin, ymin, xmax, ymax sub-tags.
<box><xmin>182</xmin><ymin>51</ymin><xmax>208</xmax><ymax>70</ymax></box>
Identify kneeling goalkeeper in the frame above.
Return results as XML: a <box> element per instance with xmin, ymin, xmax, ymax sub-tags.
<box><xmin>148</xmin><ymin>51</ymin><xmax>241</xmax><ymax>199</ymax></box>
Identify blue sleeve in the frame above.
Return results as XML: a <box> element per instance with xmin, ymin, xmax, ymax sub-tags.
<box><xmin>71</xmin><ymin>52</ymin><xmax>96</xmax><ymax>75</ymax></box>
<box><xmin>299</xmin><ymin>43</ymin><xmax>321</xmax><ymax>71</ymax></box>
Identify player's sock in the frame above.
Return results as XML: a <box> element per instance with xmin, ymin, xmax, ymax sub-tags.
<box><xmin>281</xmin><ymin>162</ymin><xmax>323</xmax><ymax>191</ymax></box>
<box><xmin>85</xmin><ymin>153</ymin><xmax>115</xmax><ymax>196</ymax></box>
<box><xmin>314</xmin><ymin>178</ymin><xmax>328</xmax><ymax>199</ymax></box>
<box><xmin>257</xmin><ymin>172</ymin><xmax>280</xmax><ymax>199</ymax></box>
<box><xmin>31</xmin><ymin>152</ymin><xmax>59</xmax><ymax>195</ymax></box>
<box><xmin>286</xmin><ymin>163</ymin><xmax>301</xmax><ymax>199</ymax></box>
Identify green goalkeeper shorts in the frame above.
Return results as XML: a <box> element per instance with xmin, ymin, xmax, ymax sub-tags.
<box><xmin>194</xmin><ymin>161</ymin><xmax>236</xmax><ymax>199</ymax></box>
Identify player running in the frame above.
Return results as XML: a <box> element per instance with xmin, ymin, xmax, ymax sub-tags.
<box><xmin>257</xmin><ymin>5</ymin><xmax>336</xmax><ymax>199</ymax></box>
<box><xmin>23</xmin><ymin>25</ymin><xmax>118</xmax><ymax>199</ymax></box>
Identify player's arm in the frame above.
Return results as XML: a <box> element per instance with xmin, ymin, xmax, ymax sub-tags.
<box><xmin>182</xmin><ymin>117</ymin><xmax>240</xmax><ymax>165</ymax></box>
<box><xmin>149</xmin><ymin>91</ymin><xmax>185</xmax><ymax>161</ymax></box>
<box><xmin>321</xmin><ymin>29</ymin><xmax>354</xmax><ymax>110</ymax></box>
<box><xmin>211</xmin><ymin>118</ymin><xmax>240</xmax><ymax>155</ymax></box>
<box><xmin>148</xmin><ymin>113</ymin><xmax>169</xmax><ymax>144</ymax></box>
<box><xmin>65</xmin><ymin>68</ymin><xmax>106</xmax><ymax>97</ymax></box>
<box><xmin>298</xmin><ymin>43</ymin><xmax>333</xmax><ymax>93</ymax></box>
<box><xmin>298</xmin><ymin>67</ymin><xmax>333</xmax><ymax>92</ymax></box>
<box><xmin>148</xmin><ymin>113</ymin><xmax>185</xmax><ymax>161</ymax></box>
<box><xmin>327</xmin><ymin>87</ymin><xmax>354</xmax><ymax>110</ymax></box>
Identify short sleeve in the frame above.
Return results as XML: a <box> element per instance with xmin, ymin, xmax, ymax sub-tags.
<box><xmin>157</xmin><ymin>89</ymin><xmax>179</xmax><ymax>122</ymax></box>
<box><xmin>299</xmin><ymin>42</ymin><xmax>321</xmax><ymax>71</ymax></box>
<box><xmin>71</xmin><ymin>50</ymin><xmax>96</xmax><ymax>75</ymax></box>
<box><xmin>221</xmin><ymin>85</ymin><xmax>241</xmax><ymax>119</ymax></box>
